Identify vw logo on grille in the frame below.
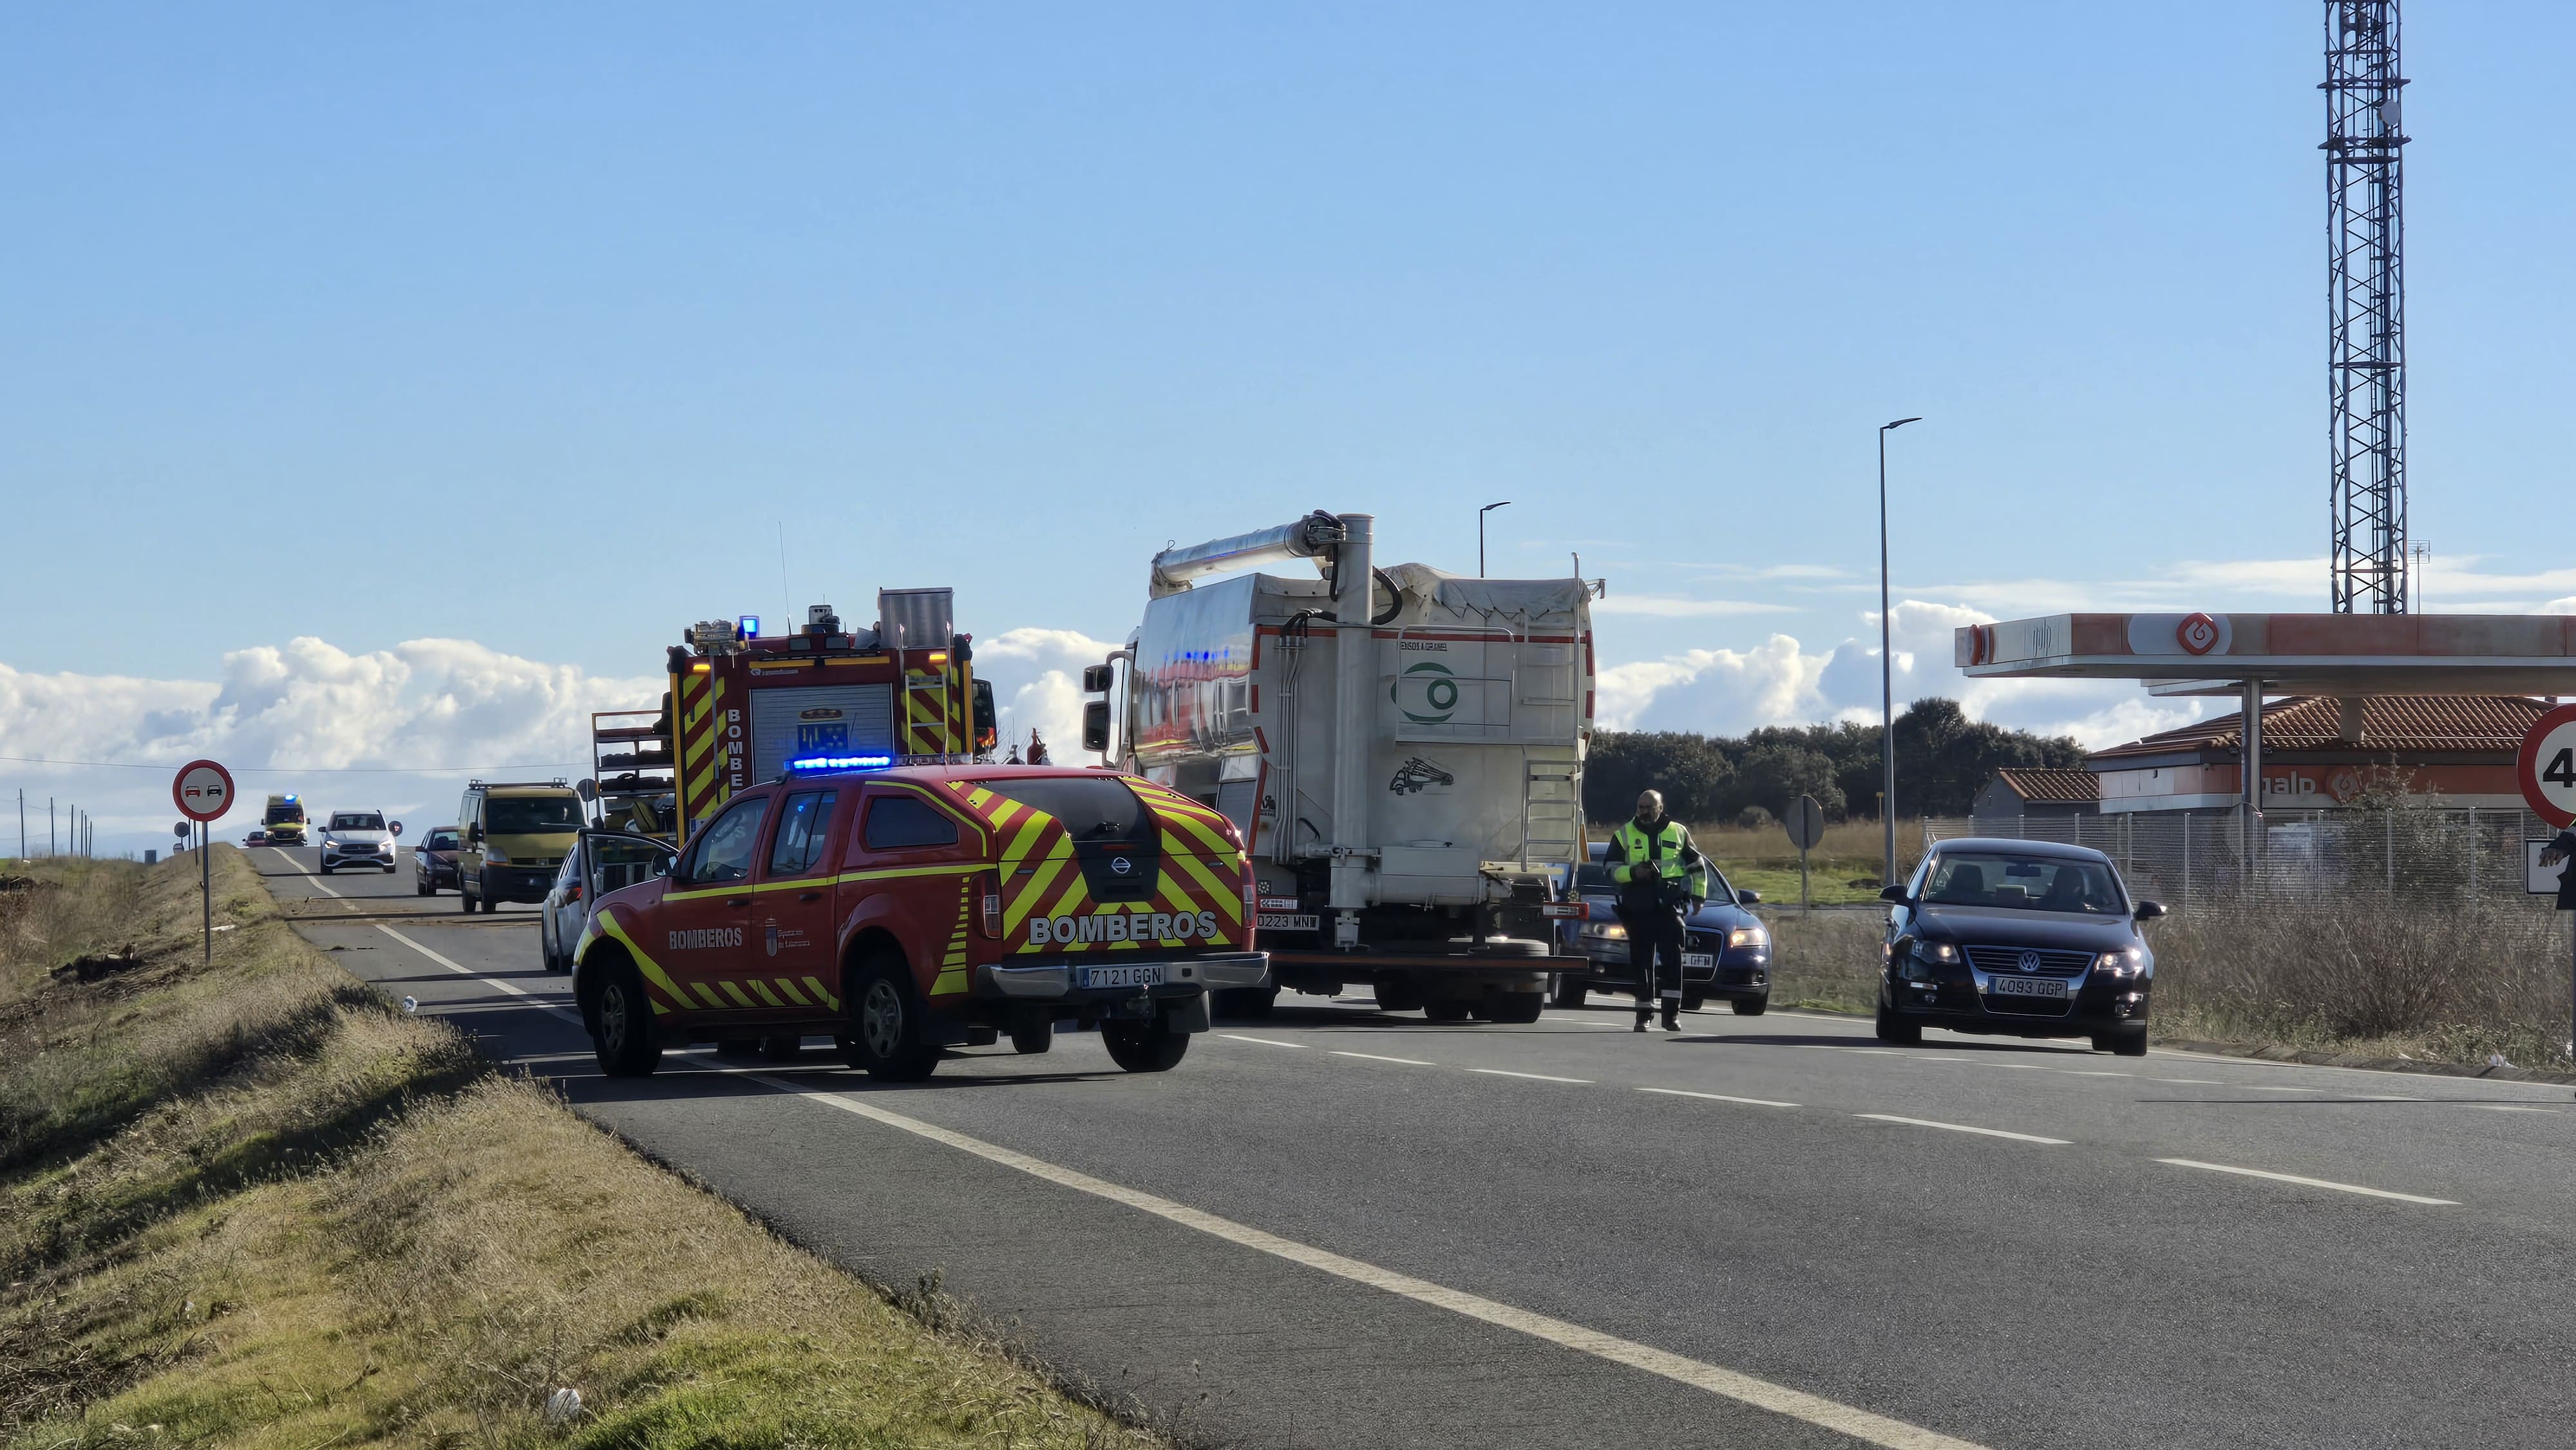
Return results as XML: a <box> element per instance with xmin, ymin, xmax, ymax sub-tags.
<box><xmin>2016</xmin><ymin>950</ymin><xmax>2043</xmax><ymax>974</ymax></box>
<box><xmin>1110</xmin><ymin>856</ymin><xmax>1133</xmax><ymax>877</ymax></box>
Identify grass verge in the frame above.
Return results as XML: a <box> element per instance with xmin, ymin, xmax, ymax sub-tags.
<box><xmin>0</xmin><ymin>851</ymin><xmax>1157</xmax><ymax>1450</ymax></box>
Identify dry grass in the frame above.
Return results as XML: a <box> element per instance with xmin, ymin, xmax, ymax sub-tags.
<box><xmin>1761</xmin><ymin>911</ymin><xmax>1885</xmax><ymax>1013</ymax></box>
<box><xmin>2150</xmin><ymin>896</ymin><xmax>2575</xmax><ymax>1072</ymax></box>
<box><xmin>1582</xmin><ymin>820</ymin><xmax>1926</xmax><ymax>907</ymax></box>
<box><xmin>0</xmin><ymin>852</ymin><xmax>1159</xmax><ymax>1450</ymax></box>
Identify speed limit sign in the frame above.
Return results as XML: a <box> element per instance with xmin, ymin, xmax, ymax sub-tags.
<box><xmin>2514</xmin><ymin>704</ymin><xmax>2576</xmax><ymax>828</ymax></box>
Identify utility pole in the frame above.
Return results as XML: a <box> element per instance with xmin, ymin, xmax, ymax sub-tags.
<box><xmin>50</xmin><ymin>798</ymin><xmax>56</xmax><ymax>857</ymax></box>
<box><xmin>2326</xmin><ymin>0</ymin><xmax>2409</xmax><ymax>614</ymax></box>
<box><xmin>1877</xmin><ymin>417</ymin><xmax>1922</xmax><ymax>889</ymax></box>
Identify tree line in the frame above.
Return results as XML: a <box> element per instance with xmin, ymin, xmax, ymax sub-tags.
<box><xmin>1583</xmin><ymin>699</ymin><xmax>2085</xmax><ymax>826</ymax></box>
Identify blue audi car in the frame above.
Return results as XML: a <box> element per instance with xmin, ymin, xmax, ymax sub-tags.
<box><xmin>1553</xmin><ymin>843</ymin><xmax>1770</xmax><ymax>1014</ymax></box>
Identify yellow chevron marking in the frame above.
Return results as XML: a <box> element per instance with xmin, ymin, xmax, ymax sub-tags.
<box><xmin>1160</xmin><ymin>807</ymin><xmax>1240</xmax><ymax>859</ymax></box>
<box><xmin>775</xmin><ymin>977</ymin><xmax>812</xmax><ymax>1006</ymax></box>
<box><xmin>595</xmin><ymin>910</ymin><xmax>694</xmax><ymax>1012</ymax></box>
<box><xmin>691</xmin><ymin>981</ymin><xmax>727</xmax><ymax>1009</ymax></box>
<box><xmin>1001</xmin><ymin>813</ymin><xmax>1054</xmax><ymax>869</ymax></box>
<box><xmin>719</xmin><ymin>980</ymin><xmax>758</xmax><ymax>1008</ymax></box>
<box><xmin>801</xmin><ymin>975</ymin><xmax>840</xmax><ymax>1012</ymax></box>
<box><xmin>1039</xmin><ymin>872</ymin><xmax>1094</xmax><ymax>926</ymax></box>
<box><xmin>829</xmin><ymin>862</ymin><xmax>985</xmax><ymax>888</ymax></box>
<box><xmin>746</xmin><ymin>979</ymin><xmax>784</xmax><ymax>1007</ymax></box>
<box><xmin>985</xmin><ymin>798</ymin><xmax>1022</xmax><ymax>831</ymax></box>
<box><xmin>1166</xmin><ymin>843</ymin><xmax>1242</xmax><ymax>919</ymax></box>
<box><xmin>1005</xmin><ymin>852</ymin><xmax>1074</xmax><ymax>934</ymax></box>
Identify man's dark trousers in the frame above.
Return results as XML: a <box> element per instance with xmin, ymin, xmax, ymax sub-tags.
<box><xmin>1627</xmin><ymin>905</ymin><xmax>1686</xmax><ymax>1026</ymax></box>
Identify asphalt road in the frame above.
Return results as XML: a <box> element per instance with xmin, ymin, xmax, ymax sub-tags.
<box><xmin>260</xmin><ymin>845</ymin><xmax>2576</xmax><ymax>1449</ymax></box>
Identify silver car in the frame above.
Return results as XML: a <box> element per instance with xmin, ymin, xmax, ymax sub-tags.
<box><xmin>318</xmin><ymin>810</ymin><xmax>399</xmax><ymax>875</ymax></box>
<box><xmin>539</xmin><ymin>842</ymin><xmax>585</xmax><ymax>974</ymax></box>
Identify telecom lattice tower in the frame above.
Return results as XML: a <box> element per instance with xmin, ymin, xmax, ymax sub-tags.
<box><xmin>2325</xmin><ymin>1</ymin><xmax>2409</xmax><ymax>614</ymax></box>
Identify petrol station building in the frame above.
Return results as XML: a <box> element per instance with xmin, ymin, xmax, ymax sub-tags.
<box><xmin>1956</xmin><ymin>612</ymin><xmax>2576</xmax><ymax>847</ymax></box>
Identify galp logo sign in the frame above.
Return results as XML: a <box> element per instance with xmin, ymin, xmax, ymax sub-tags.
<box><xmin>2177</xmin><ymin>612</ymin><xmax>2222</xmax><ymax>655</ymax></box>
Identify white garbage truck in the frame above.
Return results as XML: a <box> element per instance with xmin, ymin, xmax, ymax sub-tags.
<box><xmin>1082</xmin><ymin>511</ymin><xmax>1596</xmax><ymax>1022</ymax></box>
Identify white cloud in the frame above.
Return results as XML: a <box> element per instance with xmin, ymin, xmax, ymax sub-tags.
<box><xmin>1590</xmin><ymin>595</ymin><xmax>1799</xmax><ymax>619</ymax></box>
<box><xmin>1598</xmin><ymin>599</ymin><xmax>2206</xmax><ymax>749</ymax></box>
<box><xmin>974</xmin><ymin>626</ymin><xmax>1121</xmax><ymax>759</ymax></box>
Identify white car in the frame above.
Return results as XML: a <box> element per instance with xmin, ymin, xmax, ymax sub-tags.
<box><xmin>538</xmin><ymin>840</ymin><xmax>585</xmax><ymax>974</ymax></box>
<box><xmin>318</xmin><ymin>811</ymin><xmax>399</xmax><ymax>875</ymax></box>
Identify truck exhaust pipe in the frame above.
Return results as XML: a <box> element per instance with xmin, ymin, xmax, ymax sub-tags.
<box><xmin>1328</xmin><ymin>513</ymin><xmax>1374</xmax><ymax>945</ymax></box>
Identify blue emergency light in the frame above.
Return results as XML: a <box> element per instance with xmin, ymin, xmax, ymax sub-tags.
<box><xmin>738</xmin><ymin>615</ymin><xmax>761</xmax><ymax>639</ymax></box>
<box><xmin>786</xmin><ymin>755</ymin><xmax>893</xmax><ymax>773</ymax></box>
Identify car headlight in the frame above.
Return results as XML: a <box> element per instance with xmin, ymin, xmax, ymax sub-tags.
<box><xmin>1728</xmin><ymin>927</ymin><xmax>1768</xmax><ymax>949</ymax></box>
<box><xmin>2095</xmin><ymin>948</ymin><xmax>2143</xmax><ymax>979</ymax></box>
<box><xmin>1585</xmin><ymin>923</ymin><xmax>1628</xmax><ymax>940</ymax></box>
<box><xmin>1918</xmin><ymin>941</ymin><xmax>1960</xmax><ymax>963</ymax></box>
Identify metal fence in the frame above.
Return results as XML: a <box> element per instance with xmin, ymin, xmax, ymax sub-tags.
<box><xmin>1927</xmin><ymin>807</ymin><xmax>2562</xmax><ymax>916</ymax></box>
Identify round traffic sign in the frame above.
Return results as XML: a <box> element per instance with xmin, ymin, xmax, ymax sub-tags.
<box><xmin>172</xmin><ymin>759</ymin><xmax>236</xmax><ymax>824</ymax></box>
<box><xmin>2514</xmin><ymin>704</ymin><xmax>2576</xmax><ymax>829</ymax></box>
<box><xmin>1781</xmin><ymin>793</ymin><xmax>1827</xmax><ymax>851</ymax></box>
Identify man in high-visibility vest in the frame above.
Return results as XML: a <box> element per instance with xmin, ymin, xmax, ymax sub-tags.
<box><xmin>1607</xmin><ymin>789</ymin><xmax>1709</xmax><ymax>1032</ymax></box>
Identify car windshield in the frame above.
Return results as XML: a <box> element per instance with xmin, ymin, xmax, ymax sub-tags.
<box><xmin>265</xmin><ymin>805</ymin><xmax>304</xmax><ymax>824</ymax></box>
<box><xmin>425</xmin><ymin>830</ymin><xmax>459</xmax><ymax>849</ymax></box>
<box><xmin>970</xmin><ymin>777</ymin><xmax>1145</xmax><ymax>843</ymax></box>
<box><xmin>486</xmin><ymin>796</ymin><xmax>583</xmax><ymax>834</ymax></box>
<box><xmin>330</xmin><ymin>813</ymin><xmax>383</xmax><ymax>831</ymax></box>
<box><xmin>1922</xmin><ymin>851</ymin><xmax>2124</xmax><ymax>914</ymax></box>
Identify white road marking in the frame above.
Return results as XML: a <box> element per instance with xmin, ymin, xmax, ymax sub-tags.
<box><xmin>2244</xmin><ymin>1085</ymin><xmax>2323</xmax><ymax>1093</ymax></box>
<box><xmin>1219</xmin><ymin>1035</ymin><xmax>1309</xmax><ymax>1050</ymax></box>
<box><xmin>1855</xmin><ymin>1114</ymin><xmax>2070</xmax><ymax>1146</ymax></box>
<box><xmin>1640</xmin><ymin>1088</ymin><xmax>1799</xmax><ymax>1109</ymax></box>
<box><xmin>1470</xmin><ymin>1068</ymin><xmax>1592</xmax><ymax>1084</ymax></box>
<box><xmin>2061</xmin><ymin>1070</ymin><xmax>2130</xmax><ymax>1077</ymax></box>
<box><xmin>374</xmin><ymin>925</ymin><xmax>585</xmax><ymax>1026</ymax></box>
<box><xmin>2155</xmin><ymin>1158</ymin><xmax>2456</xmax><ymax>1206</ymax></box>
<box><xmin>2473</xmin><ymin>1104</ymin><xmax>2562</xmax><ymax>1115</ymax></box>
<box><xmin>1331</xmin><ymin>1051</ymin><xmax>1437</xmax><ymax>1066</ymax></box>
<box><xmin>751</xmin><ymin>1078</ymin><xmax>1989</xmax><ymax>1450</ymax></box>
<box><xmin>2153</xmin><ymin>1078</ymin><xmax>2224</xmax><ymax>1085</ymax></box>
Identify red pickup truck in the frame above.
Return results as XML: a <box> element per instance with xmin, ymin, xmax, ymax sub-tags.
<box><xmin>571</xmin><ymin>763</ymin><xmax>1269</xmax><ymax>1081</ymax></box>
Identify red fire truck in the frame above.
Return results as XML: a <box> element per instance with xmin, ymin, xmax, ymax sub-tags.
<box><xmin>569</xmin><ymin>762</ymin><xmax>1270</xmax><ymax>1080</ymax></box>
<box><xmin>583</xmin><ymin>590</ymin><xmax>998</xmax><ymax>842</ymax></box>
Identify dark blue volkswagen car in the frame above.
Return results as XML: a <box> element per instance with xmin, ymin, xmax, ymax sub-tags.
<box><xmin>1554</xmin><ymin>843</ymin><xmax>1771</xmax><ymax>1015</ymax></box>
<box><xmin>1876</xmin><ymin>838</ymin><xmax>2164</xmax><ymax>1055</ymax></box>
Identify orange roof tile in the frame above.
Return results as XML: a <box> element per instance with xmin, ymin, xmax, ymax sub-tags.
<box><xmin>2090</xmin><ymin>694</ymin><xmax>2552</xmax><ymax>760</ymax></box>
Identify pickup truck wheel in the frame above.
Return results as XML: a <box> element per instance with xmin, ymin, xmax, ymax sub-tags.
<box><xmin>592</xmin><ymin>964</ymin><xmax>662</xmax><ymax>1078</ymax></box>
<box><xmin>1731</xmin><ymin>992</ymin><xmax>1770</xmax><ymax>1017</ymax></box>
<box><xmin>1489</xmin><ymin>992</ymin><xmax>1544</xmax><ymax>1024</ymax></box>
<box><xmin>1102</xmin><ymin>1017</ymin><xmax>1189</xmax><ymax>1072</ymax></box>
<box><xmin>848</xmin><ymin>958</ymin><xmax>938</xmax><ymax>1082</ymax></box>
<box><xmin>1010</xmin><ymin>1019</ymin><xmax>1053</xmax><ymax>1055</ymax></box>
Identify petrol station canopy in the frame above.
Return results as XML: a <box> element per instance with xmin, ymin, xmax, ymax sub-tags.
<box><xmin>1956</xmin><ymin>613</ymin><xmax>2576</xmax><ymax>697</ymax></box>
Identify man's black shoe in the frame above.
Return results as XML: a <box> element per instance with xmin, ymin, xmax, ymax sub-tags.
<box><xmin>1632</xmin><ymin>1018</ymin><xmax>1648</xmax><ymax>1033</ymax></box>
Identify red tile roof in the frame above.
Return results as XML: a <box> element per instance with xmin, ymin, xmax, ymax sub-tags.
<box><xmin>1991</xmin><ymin>767</ymin><xmax>2101</xmax><ymax>803</ymax></box>
<box><xmin>2089</xmin><ymin>694</ymin><xmax>2553</xmax><ymax>761</ymax></box>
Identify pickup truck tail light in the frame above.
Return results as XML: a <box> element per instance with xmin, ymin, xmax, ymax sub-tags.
<box><xmin>978</xmin><ymin>874</ymin><xmax>1002</xmax><ymax>939</ymax></box>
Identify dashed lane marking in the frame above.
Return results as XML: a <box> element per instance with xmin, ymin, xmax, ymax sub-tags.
<box><xmin>1218</xmin><ymin>1035</ymin><xmax>1309</xmax><ymax>1050</ymax></box>
<box><xmin>745</xmin><ymin>1076</ymin><xmax>1991</xmax><ymax>1450</ymax></box>
<box><xmin>2473</xmin><ymin>1104</ymin><xmax>2562</xmax><ymax>1115</ymax></box>
<box><xmin>1855</xmin><ymin>1114</ymin><xmax>2070</xmax><ymax>1146</ymax></box>
<box><xmin>1470</xmin><ymin>1068</ymin><xmax>1592</xmax><ymax>1084</ymax></box>
<box><xmin>1640</xmin><ymin>1088</ymin><xmax>1799</xmax><ymax>1109</ymax></box>
<box><xmin>374</xmin><ymin>925</ymin><xmax>584</xmax><ymax>1026</ymax></box>
<box><xmin>2153</xmin><ymin>1078</ymin><xmax>2225</xmax><ymax>1085</ymax></box>
<box><xmin>2155</xmin><ymin>1158</ymin><xmax>2457</xmax><ymax>1206</ymax></box>
<box><xmin>1331</xmin><ymin>1051</ymin><xmax>1438</xmax><ymax>1067</ymax></box>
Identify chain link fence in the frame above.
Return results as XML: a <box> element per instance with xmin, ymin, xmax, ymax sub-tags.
<box><xmin>1929</xmin><ymin>807</ymin><xmax>2562</xmax><ymax>917</ymax></box>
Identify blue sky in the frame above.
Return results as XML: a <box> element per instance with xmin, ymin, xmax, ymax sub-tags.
<box><xmin>3</xmin><ymin>4</ymin><xmax>2571</xmax><ymax>849</ymax></box>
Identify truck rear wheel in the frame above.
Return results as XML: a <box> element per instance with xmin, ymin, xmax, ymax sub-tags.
<box><xmin>846</xmin><ymin>956</ymin><xmax>938</xmax><ymax>1082</ymax></box>
<box><xmin>1488</xmin><ymin>992</ymin><xmax>1544</xmax><ymax>1024</ymax></box>
<box><xmin>592</xmin><ymin>963</ymin><xmax>662</xmax><ymax>1078</ymax></box>
<box><xmin>1103</xmin><ymin>1017</ymin><xmax>1189</xmax><ymax>1072</ymax></box>
<box><xmin>1423</xmin><ymin>999</ymin><xmax>1472</xmax><ymax>1024</ymax></box>
<box><xmin>1373</xmin><ymin>977</ymin><xmax>1423</xmax><ymax>1013</ymax></box>
<box><xmin>1551</xmin><ymin>977</ymin><xmax>1589</xmax><ymax>1009</ymax></box>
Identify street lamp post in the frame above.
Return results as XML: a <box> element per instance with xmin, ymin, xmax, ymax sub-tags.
<box><xmin>1479</xmin><ymin>501</ymin><xmax>1511</xmax><ymax>578</ymax></box>
<box><xmin>1878</xmin><ymin>417</ymin><xmax>1921</xmax><ymax>890</ymax></box>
